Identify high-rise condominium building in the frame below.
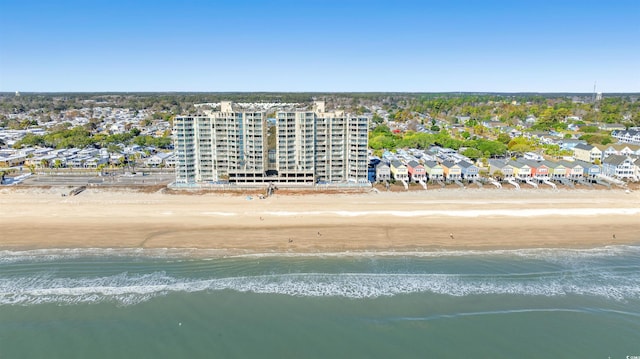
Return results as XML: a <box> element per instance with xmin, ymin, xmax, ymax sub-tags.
<box><xmin>173</xmin><ymin>101</ymin><xmax>368</xmax><ymax>186</ymax></box>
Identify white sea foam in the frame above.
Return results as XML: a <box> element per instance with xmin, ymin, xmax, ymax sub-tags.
<box><xmin>1</xmin><ymin>268</ymin><xmax>639</xmax><ymax>306</ymax></box>
<box><xmin>1</xmin><ymin>245</ymin><xmax>639</xmax><ymax>264</ymax></box>
<box><xmin>389</xmin><ymin>307</ymin><xmax>640</xmax><ymax>322</ymax></box>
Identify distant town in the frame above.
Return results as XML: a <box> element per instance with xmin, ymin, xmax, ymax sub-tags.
<box><xmin>1</xmin><ymin>92</ymin><xmax>639</xmax><ymax>190</ymax></box>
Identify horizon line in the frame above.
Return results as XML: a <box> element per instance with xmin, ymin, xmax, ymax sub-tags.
<box><xmin>3</xmin><ymin>91</ymin><xmax>640</xmax><ymax>95</ymax></box>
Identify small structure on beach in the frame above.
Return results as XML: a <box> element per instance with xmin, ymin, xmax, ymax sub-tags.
<box><xmin>69</xmin><ymin>186</ymin><xmax>87</xmax><ymax>196</ymax></box>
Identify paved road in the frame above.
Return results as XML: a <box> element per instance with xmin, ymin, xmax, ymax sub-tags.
<box><xmin>19</xmin><ymin>173</ymin><xmax>175</xmax><ymax>187</ymax></box>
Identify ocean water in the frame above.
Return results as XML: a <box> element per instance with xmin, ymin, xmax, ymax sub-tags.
<box><xmin>1</xmin><ymin>246</ymin><xmax>640</xmax><ymax>358</ymax></box>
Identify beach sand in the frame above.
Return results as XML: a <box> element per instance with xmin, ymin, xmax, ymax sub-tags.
<box><xmin>1</xmin><ymin>187</ymin><xmax>639</xmax><ymax>253</ymax></box>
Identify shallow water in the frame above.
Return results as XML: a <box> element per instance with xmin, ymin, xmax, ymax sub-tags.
<box><xmin>1</xmin><ymin>246</ymin><xmax>639</xmax><ymax>358</ymax></box>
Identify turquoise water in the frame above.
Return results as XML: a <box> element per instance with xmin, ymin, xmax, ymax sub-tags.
<box><xmin>1</xmin><ymin>246</ymin><xmax>640</xmax><ymax>358</ymax></box>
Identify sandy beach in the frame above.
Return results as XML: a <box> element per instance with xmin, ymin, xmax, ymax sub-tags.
<box><xmin>1</xmin><ymin>187</ymin><xmax>639</xmax><ymax>253</ymax></box>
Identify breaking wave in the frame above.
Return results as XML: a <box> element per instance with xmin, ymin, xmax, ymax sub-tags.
<box><xmin>2</xmin><ymin>268</ymin><xmax>639</xmax><ymax>306</ymax></box>
<box><xmin>1</xmin><ymin>245</ymin><xmax>639</xmax><ymax>306</ymax></box>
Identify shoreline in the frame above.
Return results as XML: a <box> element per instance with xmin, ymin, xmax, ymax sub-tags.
<box><xmin>1</xmin><ymin>187</ymin><xmax>639</xmax><ymax>253</ymax></box>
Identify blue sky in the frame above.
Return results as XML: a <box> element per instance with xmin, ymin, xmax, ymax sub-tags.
<box><xmin>0</xmin><ymin>0</ymin><xmax>638</xmax><ymax>92</ymax></box>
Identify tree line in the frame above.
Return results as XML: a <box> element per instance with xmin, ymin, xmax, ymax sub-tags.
<box><xmin>12</xmin><ymin>127</ymin><xmax>172</xmax><ymax>150</ymax></box>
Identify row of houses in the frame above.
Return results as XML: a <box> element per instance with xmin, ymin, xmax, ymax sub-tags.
<box><xmin>0</xmin><ymin>146</ymin><xmax>175</xmax><ymax>169</ymax></box>
<box><xmin>612</xmin><ymin>129</ymin><xmax>640</xmax><ymax>145</ymax></box>
<box><xmin>489</xmin><ymin>157</ymin><xmax>640</xmax><ymax>181</ymax></box>
<box><xmin>489</xmin><ymin>159</ymin><xmax>600</xmax><ymax>180</ymax></box>
<box><xmin>573</xmin><ymin>143</ymin><xmax>640</xmax><ymax>163</ymax></box>
<box><xmin>369</xmin><ymin>157</ymin><xmax>479</xmax><ymax>183</ymax></box>
<box><xmin>367</xmin><ymin>147</ymin><xmax>640</xmax><ymax>185</ymax></box>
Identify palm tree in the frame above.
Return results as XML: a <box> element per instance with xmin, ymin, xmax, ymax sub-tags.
<box><xmin>96</xmin><ymin>163</ymin><xmax>107</xmax><ymax>176</ymax></box>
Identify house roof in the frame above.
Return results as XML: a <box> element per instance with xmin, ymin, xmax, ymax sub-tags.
<box><xmin>441</xmin><ymin>160</ymin><xmax>458</xmax><ymax>168</ymax></box>
<box><xmin>390</xmin><ymin>159</ymin><xmax>405</xmax><ymax>168</ymax></box>
<box><xmin>519</xmin><ymin>159</ymin><xmax>547</xmax><ymax>168</ymax></box>
<box><xmin>602</xmin><ymin>154</ymin><xmax>630</xmax><ymax>166</ymax></box>
<box><xmin>573</xmin><ymin>160</ymin><xmax>597</xmax><ymax>168</ymax></box>
<box><xmin>407</xmin><ymin>160</ymin><xmax>421</xmax><ymax>168</ymax></box>
<box><xmin>507</xmin><ymin>160</ymin><xmax>529</xmax><ymax>169</ymax></box>
<box><xmin>541</xmin><ymin>160</ymin><xmax>565</xmax><ymax>169</ymax></box>
<box><xmin>457</xmin><ymin>160</ymin><xmax>476</xmax><ymax>169</ymax></box>
<box><xmin>595</xmin><ymin>143</ymin><xmax>640</xmax><ymax>152</ymax></box>
<box><xmin>559</xmin><ymin>160</ymin><xmax>582</xmax><ymax>168</ymax></box>
<box><xmin>488</xmin><ymin>159</ymin><xmax>509</xmax><ymax>168</ymax></box>
<box><xmin>573</xmin><ymin>143</ymin><xmax>595</xmax><ymax>151</ymax></box>
<box><xmin>423</xmin><ymin>160</ymin><xmax>440</xmax><ymax>168</ymax></box>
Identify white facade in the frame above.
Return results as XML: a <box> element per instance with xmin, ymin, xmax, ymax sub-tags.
<box><xmin>174</xmin><ymin>101</ymin><xmax>368</xmax><ymax>185</ymax></box>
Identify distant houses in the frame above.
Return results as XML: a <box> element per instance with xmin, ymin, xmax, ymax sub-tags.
<box><xmin>572</xmin><ymin>143</ymin><xmax>640</xmax><ymax>164</ymax></box>
<box><xmin>0</xmin><ymin>145</ymin><xmax>175</xmax><ymax>171</ymax></box>
<box><xmin>612</xmin><ymin>129</ymin><xmax>640</xmax><ymax>145</ymax></box>
<box><xmin>145</xmin><ymin>152</ymin><xmax>175</xmax><ymax>167</ymax></box>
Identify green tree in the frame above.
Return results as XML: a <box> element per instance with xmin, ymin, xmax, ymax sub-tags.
<box><xmin>497</xmin><ymin>133</ymin><xmax>511</xmax><ymax>144</ymax></box>
<box><xmin>462</xmin><ymin>147</ymin><xmax>482</xmax><ymax>160</ymax></box>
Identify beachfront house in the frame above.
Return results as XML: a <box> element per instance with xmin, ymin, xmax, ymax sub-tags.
<box><xmin>573</xmin><ymin>143</ymin><xmax>602</xmax><ymax>163</ymax></box>
<box><xmin>602</xmin><ymin>155</ymin><xmax>636</xmax><ymax>179</ymax></box>
<box><xmin>423</xmin><ymin>160</ymin><xmax>444</xmax><ymax>181</ymax></box>
<box><xmin>574</xmin><ymin>160</ymin><xmax>601</xmax><ymax>178</ymax></box>
<box><xmin>508</xmin><ymin>160</ymin><xmax>532</xmax><ymax>179</ymax></box>
<box><xmin>561</xmin><ymin>161</ymin><xmax>584</xmax><ymax>179</ymax></box>
<box><xmin>441</xmin><ymin>160</ymin><xmax>462</xmax><ymax>181</ymax></box>
<box><xmin>367</xmin><ymin>157</ymin><xmax>381</xmax><ymax>183</ymax></box>
<box><xmin>488</xmin><ymin>160</ymin><xmax>514</xmax><ymax>179</ymax></box>
<box><xmin>375</xmin><ymin>162</ymin><xmax>391</xmax><ymax>182</ymax></box>
<box><xmin>389</xmin><ymin>160</ymin><xmax>409</xmax><ymax>182</ymax></box>
<box><xmin>520</xmin><ymin>159</ymin><xmax>549</xmax><ymax>180</ymax></box>
<box><xmin>406</xmin><ymin>160</ymin><xmax>426</xmax><ymax>182</ymax></box>
<box><xmin>544</xmin><ymin>161</ymin><xmax>567</xmax><ymax>179</ymax></box>
<box><xmin>458</xmin><ymin>160</ymin><xmax>479</xmax><ymax>181</ymax></box>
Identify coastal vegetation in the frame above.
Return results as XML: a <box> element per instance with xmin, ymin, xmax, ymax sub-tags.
<box><xmin>12</xmin><ymin>128</ymin><xmax>172</xmax><ymax>150</ymax></box>
<box><xmin>1</xmin><ymin>92</ymin><xmax>638</xmax><ymax>158</ymax></box>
